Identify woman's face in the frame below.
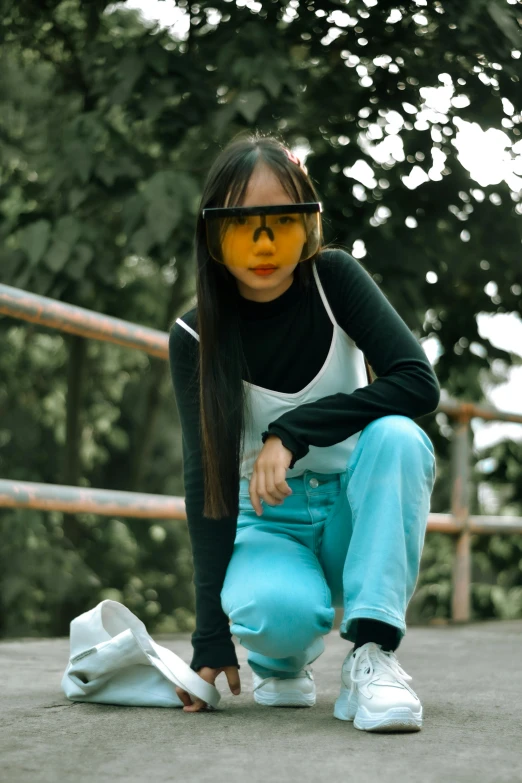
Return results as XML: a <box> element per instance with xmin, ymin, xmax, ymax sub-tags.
<box><xmin>222</xmin><ymin>164</ymin><xmax>304</xmax><ymax>303</ymax></box>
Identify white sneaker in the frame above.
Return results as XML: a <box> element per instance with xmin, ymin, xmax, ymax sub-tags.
<box><xmin>252</xmin><ymin>668</ymin><xmax>316</xmax><ymax>707</ymax></box>
<box><xmin>333</xmin><ymin>641</ymin><xmax>422</xmax><ymax>732</ymax></box>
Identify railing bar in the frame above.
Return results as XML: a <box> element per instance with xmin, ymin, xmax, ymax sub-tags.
<box><xmin>2</xmin><ymin>283</ymin><xmax>522</xmax><ymax>424</ymax></box>
<box><xmin>1</xmin><ymin>480</ymin><xmax>522</xmax><ymax>530</ymax></box>
<box><xmin>0</xmin><ymin>283</ymin><xmax>168</xmax><ymax>360</ymax></box>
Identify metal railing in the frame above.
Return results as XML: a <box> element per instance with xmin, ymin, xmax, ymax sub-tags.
<box><xmin>1</xmin><ymin>282</ymin><xmax>521</xmax><ymax>623</ymax></box>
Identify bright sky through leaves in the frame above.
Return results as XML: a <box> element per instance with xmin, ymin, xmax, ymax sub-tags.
<box><xmin>110</xmin><ymin>0</ymin><xmax>522</xmax><ymax>448</ymax></box>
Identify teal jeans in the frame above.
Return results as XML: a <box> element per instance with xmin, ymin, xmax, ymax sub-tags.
<box><xmin>221</xmin><ymin>415</ymin><xmax>437</xmax><ymax>679</ymax></box>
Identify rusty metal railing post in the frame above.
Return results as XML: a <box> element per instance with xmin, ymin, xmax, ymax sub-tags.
<box><xmin>3</xmin><ymin>281</ymin><xmax>522</xmax><ymax>630</ymax></box>
<box><xmin>450</xmin><ymin>405</ymin><xmax>473</xmax><ymax>622</ymax></box>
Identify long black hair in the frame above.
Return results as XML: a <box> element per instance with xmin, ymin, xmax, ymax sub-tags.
<box><xmin>192</xmin><ymin>130</ymin><xmax>372</xmax><ymax>520</ymax></box>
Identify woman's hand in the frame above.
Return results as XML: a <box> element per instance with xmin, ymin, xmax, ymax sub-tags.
<box><xmin>250</xmin><ymin>435</ymin><xmax>294</xmax><ymax>516</ymax></box>
<box><xmin>175</xmin><ymin>665</ymin><xmax>241</xmax><ymax>713</ymax></box>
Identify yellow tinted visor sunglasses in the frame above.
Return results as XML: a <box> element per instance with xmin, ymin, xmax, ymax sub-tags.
<box><xmin>202</xmin><ymin>202</ymin><xmax>323</xmax><ymax>269</ymax></box>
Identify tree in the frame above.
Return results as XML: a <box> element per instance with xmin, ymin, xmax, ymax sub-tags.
<box><xmin>0</xmin><ymin>0</ymin><xmax>521</xmax><ymax>634</ymax></box>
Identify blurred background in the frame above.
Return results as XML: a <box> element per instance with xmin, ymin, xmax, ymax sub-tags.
<box><xmin>0</xmin><ymin>0</ymin><xmax>521</xmax><ymax>639</ymax></box>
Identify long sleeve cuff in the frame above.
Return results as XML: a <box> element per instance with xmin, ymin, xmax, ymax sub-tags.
<box><xmin>190</xmin><ymin>638</ymin><xmax>240</xmax><ymax>673</ymax></box>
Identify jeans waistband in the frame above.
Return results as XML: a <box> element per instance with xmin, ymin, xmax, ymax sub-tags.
<box><xmin>239</xmin><ymin>470</ymin><xmax>344</xmax><ymax>496</ymax></box>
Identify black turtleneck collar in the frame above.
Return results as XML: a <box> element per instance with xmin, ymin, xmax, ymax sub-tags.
<box><xmin>237</xmin><ymin>269</ymin><xmax>302</xmax><ymax>321</ymax></box>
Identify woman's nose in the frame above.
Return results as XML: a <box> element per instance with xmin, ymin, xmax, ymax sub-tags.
<box><xmin>253</xmin><ymin>226</ymin><xmax>275</xmax><ymax>243</ymax></box>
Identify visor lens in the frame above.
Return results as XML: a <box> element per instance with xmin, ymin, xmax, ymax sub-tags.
<box><xmin>205</xmin><ymin>210</ymin><xmax>322</xmax><ymax>267</ymax></box>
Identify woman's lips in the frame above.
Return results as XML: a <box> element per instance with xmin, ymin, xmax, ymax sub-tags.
<box><xmin>251</xmin><ymin>266</ymin><xmax>277</xmax><ymax>275</ymax></box>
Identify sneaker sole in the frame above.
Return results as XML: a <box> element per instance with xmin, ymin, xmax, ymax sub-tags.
<box><xmin>353</xmin><ymin>705</ymin><xmax>422</xmax><ymax>732</ymax></box>
<box><xmin>334</xmin><ymin>688</ymin><xmax>422</xmax><ymax>732</ymax></box>
<box><xmin>254</xmin><ymin>689</ymin><xmax>316</xmax><ymax>707</ymax></box>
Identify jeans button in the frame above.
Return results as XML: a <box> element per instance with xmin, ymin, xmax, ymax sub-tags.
<box><xmin>309</xmin><ymin>477</ymin><xmax>319</xmax><ymax>488</ymax></box>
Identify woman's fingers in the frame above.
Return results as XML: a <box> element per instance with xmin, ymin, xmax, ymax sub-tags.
<box><xmin>267</xmin><ymin>467</ymin><xmax>286</xmax><ymax>502</ymax></box>
<box><xmin>252</xmin><ymin>470</ymin><xmax>287</xmax><ymax>513</ymax></box>
<box><xmin>260</xmin><ymin>467</ymin><xmax>287</xmax><ymax>503</ymax></box>
<box><xmin>249</xmin><ymin>438</ymin><xmax>294</xmax><ymax>514</ymax></box>
<box><xmin>255</xmin><ymin>470</ymin><xmax>266</xmax><ymax>513</ymax></box>
<box><xmin>273</xmin><ymin>465</ymin><xmax>293</xmax><ymax>500</ymax></box>
<box><xmin>263</xmin><ymin>468</ymin><xmax>291</xmax><ymax>505</ymax></box>
<box><xmin>176</xmin><ymin>688</ymin><xmax>210</xmax><ymax>712</ymax></box>
<box><xmin>224</xmin><ymin>666</ymin><xmax>241</xmax><ymax>695</ymax></box>
<box><xmin>176</xmin><ymin>666</ymin><xmax>240</xmax><ymax>713</ymax></box>
<box><xmin>275</xmin><ymin>465</ymin><xmax>293</xmax><ymax>498</ymax></box>
<box><xmin>176</xmin><ymin>686</ymin><xmax>210</xmax><ymax>712</ymax></box>
<box><xmin>176</xmin><ymin>666</ymin><xmax>223</xmax><ymax>713</ymax></box>
<box><xmin>183</xmin><ymin>698</ymin><xmax>209</xmax><ymax>712</ymax></box>
<box><xmin>175</xmin><ymin>687</ymin><xmax>193</xmax><ymax>708</ymax></box>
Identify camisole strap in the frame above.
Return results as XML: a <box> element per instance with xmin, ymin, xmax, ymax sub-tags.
<box><xmin>176</xmin><ymin>318</ymin><xmax>200</xmax><ymax>342</ymax></box>
<box><xmin>312</xmin><ymin>261</ymin><xmax>338</xmax><ymax>328</ymax></box>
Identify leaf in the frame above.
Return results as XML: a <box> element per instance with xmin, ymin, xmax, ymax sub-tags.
<box><xmin>487</xmin><ymin>2</ymin><xmax>522</xmax><ymax>48</ymax></box>
<box><xmin>281</xmin><ymin>69</ymin><xmax>300</xmax><ymax>94</ymax></box>
<box><xmin>146</xmin><ymin>198</ymin><xmax>181</xmax><ymax>244</ymax></box>
<box><xmin>95</xmin><ymin>159</ymin><xmax>118</xmax><ymax>187</ymax></box>
<box><xmin>261</xmin><ymin>72</ymin><xmax>282</xmax><ymax>100</ymax></box>
<box><xmin>109</xmin><ymin>53</ymin><xmax>145</xmax><ymax>105</ymax></box>
<box><xmin>42</xmin><ymin>238</ymin><xmax>71</xmax><ymax>272</ymax></box>
<box><xmin>2</xmin><ymin>575</ymin><xmax>28</xmax><ymax>607</ymax></box>
<box><xmin>56</xmin><ymin>215</ymin><xmax>82</xmax><ymax>246</ymax></box>
<box><xmin>64</xmin><ymin>140</ymin><xmax>94</xmax><ymax>185</ymax></box>
<box><xmin>122</xmin><ymin>193</ymin><xmax>145</xmax><ymax>235</ymax></box>
<box><xmin>236</xmin><ymin>89</ymin><xmax>266</xmax><ymax>123</ymax></box>
<box><xmin>142</xmin><ymin>93</ymin><xmax>166</xmax><ymax>120</ymax></box>
<box><xmin>66</xmin><ymin>243</ymin><xmax>94</xmax><ymax>280</ymax></box>
<box><xmin>95</xmin><ymin>155</ymin><xmax>143</xmax><ymax>187</ymax></box>
<box><xmin>145</xmin><ymin>43</ymin><xmax>169</xmax><ymax>75</ymax></box>
<box><xmin>0</xmin><ymin>249</ymin><xmax>23</xmax><ymax>285</ymax></box>
<box><xmin>141</xmin><ymin>170</ymin><xmax>192</xmax><ymax>244</ymax></box>
<box><xmin>69</xmin><ymin>189</ymin><xmax>88</xmax><ymax>211</ymax></box>
<box><xmin>116</xmin><ymin>158</ymin><xmax>143</xmax><ymax>179</ymax></box>
<box><xmin>213</xmin><ymin>102</ymin><xmax>237</xmax><ymax>137</ymax></box>
<box><xmin>17</xmin><ymin>219</ymin><xmax>51</xmax><ymax>266</ymax></box>
<box><xmin>42</xmin><ymin>216</ymin><xmax>82</xmax><ymax>273</ymax></box>
<box><xmin>131</xmin><ymin>225</ymin><xmax>156</xmax><ymax>256</ymax></box>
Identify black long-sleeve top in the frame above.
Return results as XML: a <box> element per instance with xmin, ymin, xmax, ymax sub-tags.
<box><xmin>168</xmin><ymin>248</ymin><xmax>440</xmax><ymax>672</ymax></box>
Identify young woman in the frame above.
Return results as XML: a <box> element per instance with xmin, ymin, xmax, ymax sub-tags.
<box><xmin>168</xmin><ymin>131</ymin><xmax>438</xmax><ymax>732</ymax></box>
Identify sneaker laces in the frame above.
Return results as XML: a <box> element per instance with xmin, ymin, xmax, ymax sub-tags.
<box><xmin>348</xmin><ymin>642</ymin><xmax>416</xmax><ymax>701</ymax></box>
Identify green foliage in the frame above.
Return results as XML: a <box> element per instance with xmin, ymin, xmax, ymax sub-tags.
<box><xmin>0</xmin><ymin>506</ymin><xmax>195</xmax><ymax>637</ymax></box>
<box><xmin>0</xmin><ymin>0</ymin><xmax>521</xmax><ymax>637</ymax></box>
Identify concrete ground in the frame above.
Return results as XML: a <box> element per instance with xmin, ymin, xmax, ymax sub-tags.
<box><xmin>1</xmin><ymin>619</ymin><xmax>521</xmax><ymax>783</ymax></box>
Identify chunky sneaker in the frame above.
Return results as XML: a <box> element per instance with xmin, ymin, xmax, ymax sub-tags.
<box><xmin>333</xmin><ymin>641</ymin><xmax>422</xmax><ymax>732</ymax></box>
<box><xmin>252</xmin><ymin>668</ymin><xmax>316</xmax><ymax>707</ymax></box>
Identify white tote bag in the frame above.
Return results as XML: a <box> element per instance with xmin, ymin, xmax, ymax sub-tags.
<box><xmin>61</xmin><ymin>599</ymin><xmax>220</xmax><ymax>709</ymax></box>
